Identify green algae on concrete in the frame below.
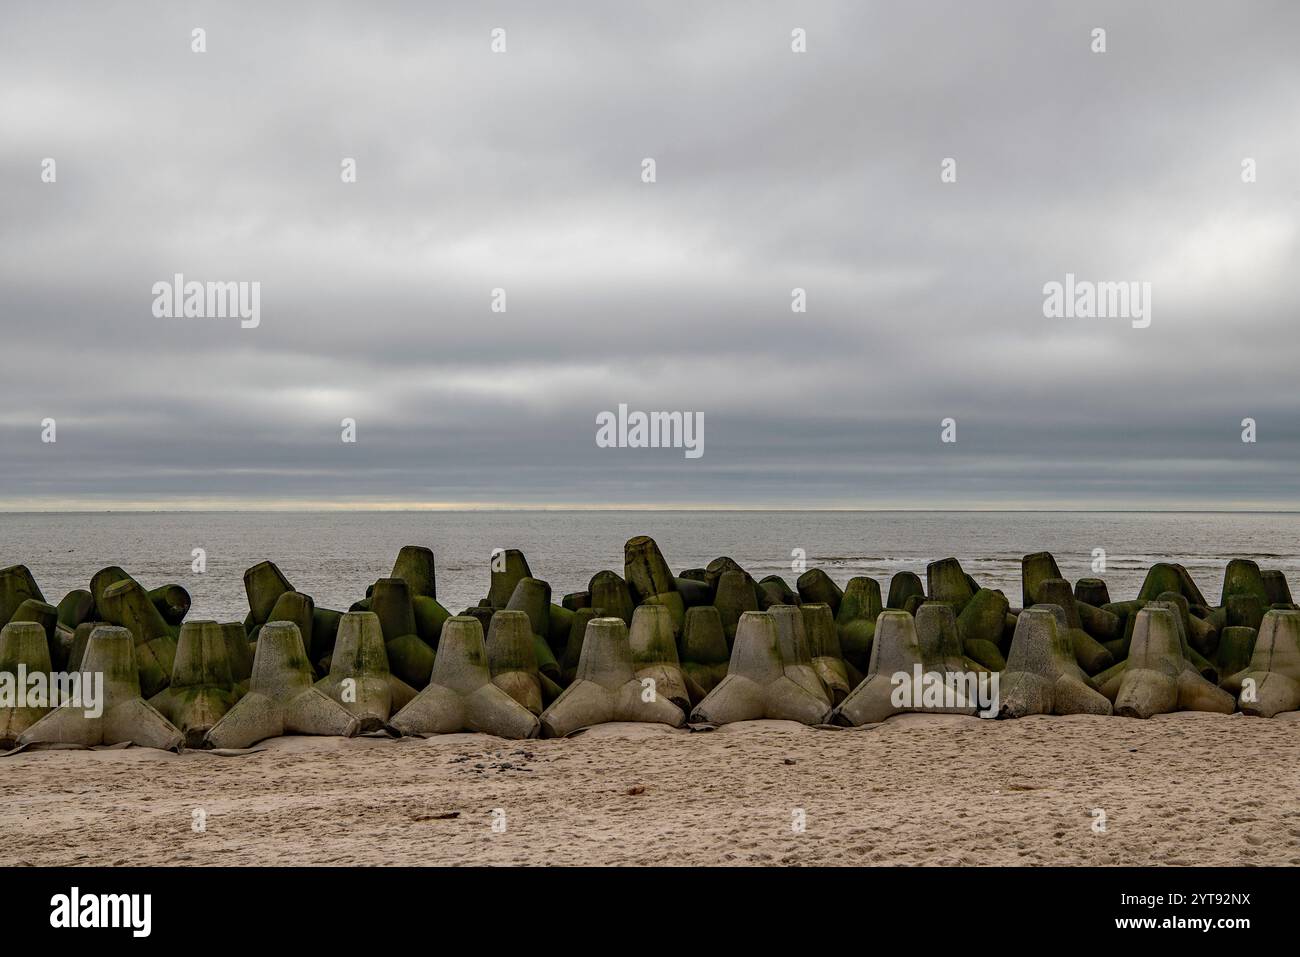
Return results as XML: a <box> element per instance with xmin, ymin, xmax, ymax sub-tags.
<box><xmin>488</xmin><ymin>549</ymin><xmax>532</xmax><ymax>609</ymax></box>
<box><xmin>1220</xmin><ymin>558</ymin><xmax>1271</xmax><ymax>606</ymax></box>
<box><xmin>589</xmin><ymin>570</ymin><xmax>635</xmax><ymax>626</ymax></box>
<box><xmin>798</xmin><ymin>602</ymin><xmax>852</xmax><ymax>705</ymax></box>
<box><xmin>19</xmin><ymin>625</ymin><xmax>183</xmax><ymax>751</ymax></box>
<box><xmin>391</xmin><ymin>616</ymin><xmax>540</xmax><ymax>739</ymax></box>
<box><xmin>540</xmin><ymin>616</ymin><xmax>685</xmax><ymax>737</ymax></box>
<box><xmin>1020</xmin><ymin>552</ymin><xmax>1063</xmax><ymax>607</ymax></box>
<box><xmin>679</xmin><ymin>605</ymin><xmax>729</xmax><ymax>701</ymax></box>
<box><xmin>149</xmin><ymin>620</ymin><xmax>239</xmax><ymax>748</ymax></box>
<box><xmin>560</xmin><ymin>607</ymin><xmax>602</xmax><ymax>685</ymax></box>
<box><xmin>485</xmin><ymin>610</ymin><xmax>543</xmax><ymax>716</ymax></box>
<box><xmin>714</xmin><ymin>569</ymin><xmax>759</xmax><ymax>646</ymax></box>
<box><xmin>1262</xmin><ymin>570</ymin><xmax>1293</xmax><ymax>606</ymax></box>
<box><xmin>391</xmin><ymin>545</ymin><xmax>437</xmax><ymax>600</ymax></box>
<box><xmin>99</xmin><ymin>578</ymin><xmax>177</xmax><ymax>698</ymax></box>
<box><xmin>315</xmin><ymin>611</ymin><xmax>415</xmax><ymax>731</ymax></box>
<box><xmin>1114</xmin><ymin>606</ymin><xmax>1234</xmax><ymax>719</ymax></box>
<box><xmin>0</xmin><ymin>565</ymin><xmax>44</xmax><ymax>626</ymax></box>
<box><xmin>689</xmin><ymin>611</ymin><xmax>833</xmax><ymax>726</ymax></box>
<box><xmin>1074</xmin><ymin>578</ymin><xmax>1111</xmax><ymax>608</ymax></box>
<box><xmin>927</xmin><ymin>558</ymin><xmax>974</xmax><ymax>611</ymax></box>
<box><xmin>205</xmin><ymin>621</ymin><xmax>359</xmax><ymax>748</ymax></box>
<box><xmin>886</xmin><ymin>571</ymin><xmax>924</xmax><ymax>610</ymax></box>
<box><xmin>56</xmin><ymin>589</ymin><xmax>94</xmax><ymax>631</ymax></box>
<box><xmin>0</xmin><ymin>621</ymin><xmax>54</xmax><ymax>746</ymax></box>
<box><xmin>1033</xmin><ymin>578</ymin><xmax>1113</xmax><ymax>675</ymax></box>
<box><xmin>243</xmin><ymin>561</ymin><xmax>294</xmax><ymax>625</ymax></box>
<box><xmin>796</xmin><ymin>568</ymin><xmax>843</xmax><ymax>615</ymax></box>
<box><xmin>1215</xmin><ymin>625</ymin><xmax>1257</xmax><ymax>680</ymax></box>
<box><xmin>998</xmin><ymin>607</ymin><xmax>1110</xmax><ymax>718</ymax></box>
<box><xmin>1232</xmin><ymin>609</ymin><xmax>1300</xmax><ymax>717</ymax></box>
<box><xmin>627</xmin><ymin>604</ymin><xmax>691</xmax><ymax>715</ymax></box>
<box><xmin>623</xmin><ymin>535</ymin><xmax>678</xmax><ymax>605</ymax></box>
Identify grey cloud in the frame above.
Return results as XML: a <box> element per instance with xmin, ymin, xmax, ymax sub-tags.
<box><xmin>1</xmin><ymin>0</ymin><xmax>1299</xmax><ymax>509</ymax></box>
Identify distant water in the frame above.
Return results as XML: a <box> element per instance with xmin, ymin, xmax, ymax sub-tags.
<box><xmin>3</xmin><ymin>511</ymin><xmax>1299</xmax><ymax>621</ymax></box>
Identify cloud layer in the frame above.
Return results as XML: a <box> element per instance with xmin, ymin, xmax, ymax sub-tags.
<box><xmin>2</xmin><ymin>1</ymin><xmax>1299</xmax><ymax>508</ymax></box>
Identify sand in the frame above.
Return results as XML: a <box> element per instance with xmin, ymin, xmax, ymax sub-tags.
<box><xmin>2</xmin><ymin>712</ymin><xmax>1297</xmax><ymax>866</ymax></box>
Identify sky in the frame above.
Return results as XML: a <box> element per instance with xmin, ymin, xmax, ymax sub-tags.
<box><xmin>2</xmin><ymin>1</ymin><xmax>1299</xmax><ymax>510</ymax></box>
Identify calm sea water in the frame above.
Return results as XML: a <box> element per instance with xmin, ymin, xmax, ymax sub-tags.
<box><xmin>2</xmin><ymin>511</ymin><xmax>1298</xmax><ymax>621</ymax></box>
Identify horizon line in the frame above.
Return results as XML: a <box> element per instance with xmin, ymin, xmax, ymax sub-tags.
<box><xmin>2</xmin><ymin>503</ymin><xmax>1300</xmax><ymax>515</ymax></box>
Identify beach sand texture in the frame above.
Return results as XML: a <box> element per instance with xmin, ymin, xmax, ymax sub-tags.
<box><xmin>2</xmin><ymin>711</ymin><xmax>1297</xmax><ymax>866</ymax></box>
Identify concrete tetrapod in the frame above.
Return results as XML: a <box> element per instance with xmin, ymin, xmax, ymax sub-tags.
<box><xmin>370</xmin><ymin>578</ymin><xmax>435</xmax><ymax>689</ymax></box>
<box><xmin>679</xmin><ymin>605</ymin><xmax>729</xmax><ymax>701</ymax></box>
<box><xmin>886</xmin><ymin>571</ymin><xmax>924</xmax><ymax>610</ymax></box>
<box><xmin>560</xmin><ymin>608</ymin><xmax>601</xmax><ymax>685</ymax></box>
<box><xmin>835</xmin><ymin>577</ymin><xmax>882</xmax><ymax>673</ymax></box>
<box><xmin>1233</xmin><ymin>609</ymin><xmax>1300</xmax><ymax>717</ymax></box>
<box><xmin>758</xmin><ymin>575</ymin><xmax>801</xmax><ymax>609</ymax></box>
<box><xmin>1033</xmin><ymin>578</ymin><xmax>1113</xmax><ymax>675</ymax></box>
<box><xmin>204</xmin><ymin>621</ymin><xmax>359</xmax><ymax>748</ymax></box>
<box><xmin>243</xmin><ymin>561</ymin><xmax>294</xmax><ymax>626</ymax></box>
<box><xmin>150</xmin><ymin>621</ymin><xmax>240</xmax><ymax>747</ymax></box>
<box><xmin>315</xmin><ymin>611</ymin><xmax>415</xmax><ymax>731</ymax></box>
<box><xmin>19</xmin><ymin>626</ymin><xmax>183</xmax><ymax>751</ymax></box>
<box><xmin>266</xmin><ymin>591</ymin><xmax>314</xmax><ymax>667</ymax></box>
<box><xmin>1113</xmin><ymin>606</ymin><xmax>1235</xmax><ymax>719</ymax></box>
<box><xmin>391</xmin><ymin>617</ymin><xmax>540</xmax><ymax>739</ymax></box>
<box><xmin>714</xmin><ymin>569</ymin><xmax>758</xmax><ymax>645</ymax></box>
<box><xmin>589</xmin><ymin>570</ymin><xmax>635</xmax><ymax>626</ymax></box>
<box><xmin>1262</xmin><ymin>570</ymin><xmax>1293</xmax><ymax>606</ymax></box>
<box><xmin>957</xmin><ymin>588</ymin><xmax>1010</xmax><ymax>671</ymax></box>
<box><xmin>767</xmin><ymin>605</ymin><xmax>833</xmax><ymax>709</ymax></box>
<box><xmin>9</xmin><ymin>599</ymin><xmax>56</xmax><ymax>649</ymax></box>
<box><xmin>505</xmin><ymin>577</ymin><xmax>560</xmax><ymax>681</ymax></box>
<box><xmin>1220</xmin><ymin>558</ymin><xmax>1270</xmax><ymax>606</ymax></box>
<box><xmin>627</xmin><ymin>604</ymin><xmax>692</xmax><ymax>715</ymax></box>
<box><xmin>832</xmin><ymin>610</ymin><xmax>979</xmax><ymax>726</ymax></box>
<box><xmin>997</xmin><ymin>607</ymin><xmax>1112</xmax><ymax>718</ymax></box>
<box><xmin>624</xmin><ymin>535</ymin><xmax>684</xmax><ymax>631</ymax></box>
<box><xmin>1021</xmin><ymin>552</ymin><xmax>1063</xmax><ymax>607</ymax></box>
<box><xmin>540</xmin><ymin>616</ymin><xmax>684</xmax><ymax>737</ymax></box>
<box><xmin>927</xmin><ymin>558</ymin><xmax>975</xmax><ymax>612</ymax></box>
<box><xmin>485</xmin><ymin>610</ymin><xmax>544</xmax><ymax>715</ymax></box>
<box><xmin>0</xmin><ymin>622</ymin><xmax>54</xmax><ymax>746</ymax></box>
<box><xmin>98</xmin><ymin>578</ymin><xmax>177</xmax><ymax>698</ymax></box>
<box><xmin>488</xmin><ymin>549</ymin><xmax>532</xmax><ymax>609</ymax></box>
<box><xmin>1215</xmin><ymin>626</ymin><xmax>1257</xmax><ymax>681</ymax></box>
<box><xmin>799</xmin><ymin>603</ymin><xmax>853</xmax><ymax>705</ymax></box>
<box><xmin>1075</xmin><ymin>578</ymin><xmax>1111</xmax><ymax>608</ymax></box>
<box><xmin>796</xmin><ymin>569</ymin><xmax>843</xmax><ymax>615</ymax></box>
<box><xmin>148</xmin><ymin>584</ymin><xmax>191</xmax><ymax>628</ymax></box>
<box><xmin>914</xmin><ymin>603</ymin><xmax>980</xmax><ymax>674</ymax></box>
<box><xmin>391</xmin><ymin>545</ymin><xmax>437</xmax><ymax>600</ymax></box>
<box><xmin>220</xmin><ymin>622</ymin><xmax>254</xmax><ymax>684</ymax></box>
<box><xmin>689</xmin><ymin>611</ymin><xmax>833</xmax><ymax>727</ymax></box>
<box><xmin>56</xmin><ymin>589</ymin><xmax>95</xmax><ymax>632</ymax></box>
<box><xmin>88</xmin><ymin>566</ymin><xmax>130</xmax><ymax>619</ymax></box>
<box><xmin>0</xmin><ymin>565</ymin><xmax>44</xmax><ymax>626</ymax></box>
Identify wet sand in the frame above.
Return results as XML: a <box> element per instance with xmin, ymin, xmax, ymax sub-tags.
<box><xmin>2</xmin><ymin>712</ymin><xmax>1297</xmax><ymax>866</ymax></box>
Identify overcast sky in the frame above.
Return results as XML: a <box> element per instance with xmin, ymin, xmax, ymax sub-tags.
<box><xmin>2</xmin><ymin>1</ymin><xmax>1298</xmax><ymax>509</ymax></box>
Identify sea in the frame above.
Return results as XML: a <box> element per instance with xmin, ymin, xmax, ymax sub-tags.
<box><xmin>3</xmin><ymin>511</ymin><xmax>1298</xmax><ymax>621</ymax></box>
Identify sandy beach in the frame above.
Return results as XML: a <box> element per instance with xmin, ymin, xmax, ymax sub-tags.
<box><xmin>3</xmin><ymin>712</ymin><xmax>1296</xmax><ymax>867</ymax></box>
